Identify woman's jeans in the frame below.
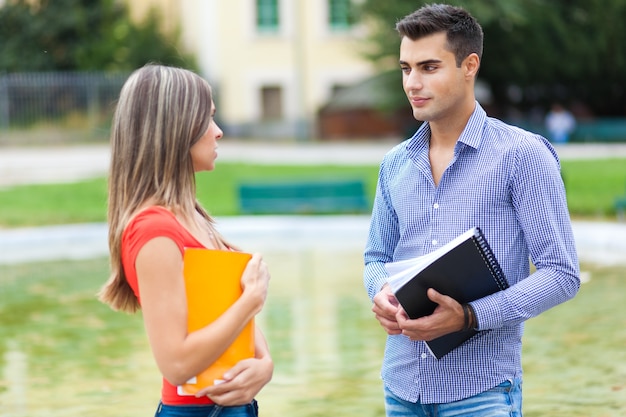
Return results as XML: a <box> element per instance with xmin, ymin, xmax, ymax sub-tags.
<box><xmin>154</xmin><ymin>400</ymin><xmax>258</xmax><ymax>417</ymax></box>
<box><xmin>384</xmin><ymin>379</ymin><xmax>522</xmax><ymax>417</ymax></box>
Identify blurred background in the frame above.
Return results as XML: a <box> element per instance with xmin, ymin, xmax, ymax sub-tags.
<box><xmin>1</xmin><ymin>0</ymin><xmax>626</xmax><ymax>144</ymax></box>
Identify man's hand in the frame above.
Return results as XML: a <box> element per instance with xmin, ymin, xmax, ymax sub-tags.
<box><xmin>396</xmin><ymin>288</ymin><xmax>465</xmax><ymax>341</ymax></box>
<box><xmin>372</xmin><ymin>284</ymin><xmax>402</xmax><ymax>335</ymax></box>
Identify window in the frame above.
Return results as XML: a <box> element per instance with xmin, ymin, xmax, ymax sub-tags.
<box><xmin>328</xmin><ymin>0</ymin><xmax>353</xmax><ymax>30</ymax></box>
<box><xmin>257</xmin><ymin>0</ymin><xmax>279</xmax><ymax>32</ymax></box>
<box><xmin>261</xmin><ymin>86</ymin><xmax>283</xmax><ymax>120</ymax></box>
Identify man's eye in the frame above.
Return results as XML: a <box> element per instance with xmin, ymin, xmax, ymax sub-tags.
<box><xmin>400</xmin><ymin>66</ymin><xmax>410</xmax><ymax>74</ymax></box>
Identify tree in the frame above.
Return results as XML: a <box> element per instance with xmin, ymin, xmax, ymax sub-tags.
<box><xmin>0</xmin><ymin>0</ymin><xmax>196</xmax><ymax>72</ymax></box>
<box><xmin>481</xmin><ymin>0</ymin><xmax>626</xmax><ymax>117</ymax></box>
<box><xmin>357</xmin><ymin>0</ymin><xmax>626</xmax><ymax>117</ymax></box>
<box><xmin>355</xmin><ymin>0</ymin><xmax>531</xmax><ymax>115</ymax></box>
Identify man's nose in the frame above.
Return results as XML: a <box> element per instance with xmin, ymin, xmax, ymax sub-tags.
<box><xmin>404</xmin><ymin>71</ymin><xmax>423</xmax><ymax>90</ymax></box>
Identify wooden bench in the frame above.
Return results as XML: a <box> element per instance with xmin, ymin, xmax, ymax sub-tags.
<box><xmin>572</xmin><ymin>119</ymin><xmax>626</xmax><ymax>142</ymax></box>
<box><xmin>238</xmin><ymin>179</ymin><xmax>370</xmax><ymax>215</ymax></box>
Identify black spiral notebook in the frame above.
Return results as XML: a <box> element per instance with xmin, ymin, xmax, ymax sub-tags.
<box><xmin>385</xmin><ymin>227</ymin><xmax>509</xmax><ymax>359</ymax></box>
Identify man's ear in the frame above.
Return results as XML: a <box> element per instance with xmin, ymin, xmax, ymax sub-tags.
<box><xmin>463</xmin><ymin>53</ymin><xmax>480</xmax><ymax>79</ymax></box>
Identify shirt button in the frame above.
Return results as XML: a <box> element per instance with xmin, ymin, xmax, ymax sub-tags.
<box><xmin>432</xmin><ymin>240</ymin><xmax>438</xmax><ymax>245</ymax></box>
<box><xmin>421</xmin><ymin>353</ymin><xmax>428</xmax><ymax>359</ymax></box>
<box><xmin>433</xmin><ymin>203</ymin><xmax>439</xmax><ymax>209</ymax></box>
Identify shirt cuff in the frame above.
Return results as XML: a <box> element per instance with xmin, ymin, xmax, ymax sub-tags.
<box><xmin>469</xmin><ymin>292</ymin><xmax>505</xmax><ymax>331</ymax></box>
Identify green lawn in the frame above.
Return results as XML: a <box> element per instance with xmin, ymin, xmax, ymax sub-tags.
<box><xmin>0</xmin><ymin>159</ymin><xmax>625</xmax><ymax>227</ymax></box>
<box><xmin>0</xmin><ymin>163</ymin><xmax>380</xmax><ymax>227</ymax></box>
<box><xmin>561</xmin><ymin>158</ymin><xmax>626</xmax><ymax>218</ymax></box>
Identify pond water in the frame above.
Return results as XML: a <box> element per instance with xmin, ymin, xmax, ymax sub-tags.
<box><xmin>1</xmin><ymin>235</ymin><xmax>625</xmax><ymax>416</ymax></box>
<box><xmin>0</xmin><ymin>246</ymin><xmax>386</xmax><ymax>417</ymax></box>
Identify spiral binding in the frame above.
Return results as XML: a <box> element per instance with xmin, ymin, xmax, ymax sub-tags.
<box><xmin>472</xmin><ymin>227</ymin><xmax>509</xmax><ymax>290</ymax></box>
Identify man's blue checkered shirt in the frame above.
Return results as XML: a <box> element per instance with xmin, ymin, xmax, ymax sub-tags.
<box><xmin>363</xmin><ymin>103</ymin><xmax>580</xmax><ymax>404</ymax></box>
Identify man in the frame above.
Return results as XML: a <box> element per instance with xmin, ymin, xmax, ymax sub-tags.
<box><xmin>545</xmin><ymin>102</ymin><xmax>576</xmax><ymax>144</ymax></box>
<box><xmin>363</xmin><ymin>4</ymin><xmax>580</xmax><ymax>416</ymax></box>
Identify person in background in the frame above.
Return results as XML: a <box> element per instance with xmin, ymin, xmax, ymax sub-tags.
<box><xmin>363</xmin><ymin>4</ymin><xmax>580</xmax><ymax>416</ymax></box>
<box><xmin>99</xmin><ymin>64</ymin><xmax>272</xmax><ymax>417</ymax></box>
<box><xmin>545</xmin><ymin>102</ymin><xmax>577</xmax><ymax>144</ymax></box>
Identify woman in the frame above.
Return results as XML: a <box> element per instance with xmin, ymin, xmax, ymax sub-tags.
<box><xmin>99</xmin><ymin>64</ymin><xmax>273</xmax><ymax>416</ymax></box>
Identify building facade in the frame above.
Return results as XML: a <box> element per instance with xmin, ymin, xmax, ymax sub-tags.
<box><xmin>128</xmin><ymin>0</ymin><xmax>375</xmax><ymax>140</ymax></box>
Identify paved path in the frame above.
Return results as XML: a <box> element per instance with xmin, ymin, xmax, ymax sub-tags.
<box><xmin>1</xmin><ymin>141</ymin><xmax>625</xmax><ymax>266</ymax></box>
<box><xmin>0</xmin><ymin>216</ymin><xmax>624</xmax><ymax>266</ymax></box>
<box><xmin>0</xmin><ymin>216</ymin><xmax>368</xmax><ymax>264</ymax></box>
<box><xmin>0</xmin><ymin>141</ymin><xmax>394</xmax><ymax>187</ymax></box>
<box><xmin>2</xmin><ymin>141</ymin><xmax>626</xmax><ymax>186</ymax></box>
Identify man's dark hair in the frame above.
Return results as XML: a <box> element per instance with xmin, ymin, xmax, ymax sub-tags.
<box><xmin>396</xmin><ymin>3</ymin><xmax>483</xmax><ymax>67</ymax></box>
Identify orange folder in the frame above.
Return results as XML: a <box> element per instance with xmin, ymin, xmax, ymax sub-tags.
<box><xmin>178</xmin><ymin>248</ymin><xmax>255</xmax><ymax>395</ymax></box>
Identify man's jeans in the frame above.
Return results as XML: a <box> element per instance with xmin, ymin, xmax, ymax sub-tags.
<box><xmin>384</xmin><ymin>379</ymin><xmax>522</xmax><ymax>417</ymax></box>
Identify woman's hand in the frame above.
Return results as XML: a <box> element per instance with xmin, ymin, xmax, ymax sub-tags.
<box><xmin>195</xmin><ymin>327</ymin><xmax>273</xmax><ymax>406</ymax></box>
<box><xmin>194</xmin><ymin>356</ymin><xmax>273</xmax><ymax>406</ymax></box>
<box><xmin>240</xmin><ymin>253</ymin><xmax>270</xmax><ymax>315</ymax></box>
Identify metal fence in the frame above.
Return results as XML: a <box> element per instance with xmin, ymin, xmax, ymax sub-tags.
<box><xmin>0</xmin><ymin>71</ymin><xmax>129</xmax><ymax>132</ymax></box>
